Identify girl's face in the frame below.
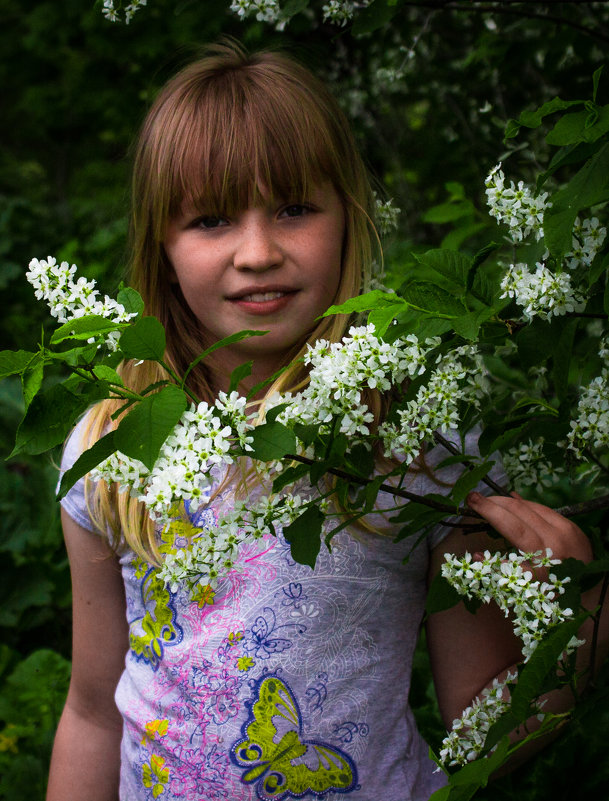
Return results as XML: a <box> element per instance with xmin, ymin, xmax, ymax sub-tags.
<box><xmin>164</xmin><ymin>181</ymin><xmax>345</xmax><ymax>387</ymax></box>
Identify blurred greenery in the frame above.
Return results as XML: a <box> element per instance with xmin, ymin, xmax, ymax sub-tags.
<box><xmin>2</xmin><ymin>1</ymin><xmax>609</xmax><ymax>798</ymax></box>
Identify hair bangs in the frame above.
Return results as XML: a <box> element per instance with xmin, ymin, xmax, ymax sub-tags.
<box><xmin>165</xmin><ymin>67</ymin><xmax>340</xmax><ymax>220</ymax></box>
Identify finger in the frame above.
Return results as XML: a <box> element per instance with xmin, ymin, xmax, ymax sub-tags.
<box><xmin>466</xmin><ymin>492</ymin><xmax>548</xmax><ymax>553</ymax></box>
<box><xmin>509</xmin><ymin>491</ymin><xmax>576</xmax><ymax>530</ymax></box>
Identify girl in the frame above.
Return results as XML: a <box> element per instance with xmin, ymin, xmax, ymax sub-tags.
<box><xmin>47</xmin><ymin>42</ymin><xmax>600</xmax><ymax>801</ymax></box>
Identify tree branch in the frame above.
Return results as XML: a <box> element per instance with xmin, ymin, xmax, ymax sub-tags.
<box><xmin>399</xmin><ymin>1</ymin><xmax>609</xmax><ymax>45</ymax></box>
<box><xmin>432</xmin><ymin>431</ymin><xmax>510</xmax><ymax>495</ymax></box>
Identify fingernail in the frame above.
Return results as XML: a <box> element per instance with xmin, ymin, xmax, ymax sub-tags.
<box><xmin>467</xmin><ymin>491</ymin><xmax>482</xmax><ymax>506</ymax></box>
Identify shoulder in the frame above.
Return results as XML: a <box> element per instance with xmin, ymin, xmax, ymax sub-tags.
<box><xmin>59</xmin><ymin>408</ymin><xmax>106</xmax><ymax>534</ymax></box>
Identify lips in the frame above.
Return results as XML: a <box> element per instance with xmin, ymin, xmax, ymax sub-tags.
<box><xmin>239</xmin><ymin>290</ymin><xmax>288</xmax><ymax>302</ymax></box>
<box><xmin>227</xmin><ymin>286</ymin><xmax>297</xmax><ymax>301</ymax></box>
<box><xmin>227</xmin><ymin>287</ymin><xmax>298</xmax><ymax>315</ymax></box>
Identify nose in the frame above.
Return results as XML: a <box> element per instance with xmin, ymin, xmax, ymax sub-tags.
<box><xmin>232</xmin><ymin>213</ymin><xmax>283</xmax><ymax>272</ymax></box>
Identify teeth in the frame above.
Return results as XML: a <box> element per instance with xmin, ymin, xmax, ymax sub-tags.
<box><xmin>240</xmin><ymin>291</ymin><xmax>286</xmax><ymax>302</ymax></box>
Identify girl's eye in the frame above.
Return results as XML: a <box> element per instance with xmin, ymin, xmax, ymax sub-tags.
<box><xmin>194</xmin><ymin>215</ymin><xmax>229</xmax><ymax>230</ymax></box>
<box><xmin>279</xmin><ymin>204</ymin><xmax>311</xmax><ymax>219</ymax></box>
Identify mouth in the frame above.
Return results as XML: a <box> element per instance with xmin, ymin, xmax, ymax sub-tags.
<box><xmin>227</xmin><ymin>287</ymin><xmax>297</xmax><ymax>302</ymax></box>
<box><xmin>227</xmin><ymin>287</ymin><xmax>298</xmax><ymax>315</ymax></box>
<box><xmin>238</xmin><ymin>290</ymin><xmax>289</xmax><ymax>302</ymax></box>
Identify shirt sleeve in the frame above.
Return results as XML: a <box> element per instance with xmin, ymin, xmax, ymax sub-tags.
<box><xmin>58</xmin><ymin>415</ymin><xmax>98</xmax><ymax>533</ymax></box>
<box><xmin>422</xmin><ymin>426</ymin><xmax>507</xmax><ymax>550</ymax></box>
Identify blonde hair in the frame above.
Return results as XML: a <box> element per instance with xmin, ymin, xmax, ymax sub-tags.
<box><xmin>82</xmin><ymin>40</ymin><xmax>384</xmax><ymax>563</ymax></box>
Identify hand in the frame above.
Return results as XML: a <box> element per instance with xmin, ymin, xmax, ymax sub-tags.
<box><xmin>466</xmin><ymin>490</ymin><xmax>593</xmax><ymax>565</ymax></box>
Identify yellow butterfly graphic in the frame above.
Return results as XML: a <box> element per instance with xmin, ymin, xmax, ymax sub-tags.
<box><xmin>231</xmin><ymin>674</ymin><xmax>357</xmax><ymax>799</ymax></box>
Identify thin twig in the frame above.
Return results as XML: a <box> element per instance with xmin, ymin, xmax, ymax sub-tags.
<box><xmin>584</xmin><ymin>449</ymin><xmax>609</xmax><ymax>478</ymax></box>
<box><xmin>399</xmin><ymin>0</ymin><xmax>609</xmax><ymax>45</ymax></box>
<box><xmin>555</xmin><ymin>494</ymin><xmax>609</xmax><ymax>517</ymax></box>
<box><xmin>286</xmin><ymin>452</ymin><xmax>474</xmax><ymax>516</ymax></box>
<box><xmin>432</xmin><ymin>431</ymin><xmax>511</xmax><ymax>496</ymax></box>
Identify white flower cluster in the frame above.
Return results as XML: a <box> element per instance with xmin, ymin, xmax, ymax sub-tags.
<box><xmin>503</xmin><ymin>437</ymin><xmax>562</xmax><ymax>493</ymax></box>
<box><xmin>565</xmin><ymin>216</ymin><xmax>607</xmax><ymax>270</ymax></box>
<box><xmin>439</xmin><ymin>671</ymin><xmax>518</xmax><ymax>767</ymax></box>
<box><xmin>379</xmin><ymin>345</ymin><xmax>488</xmax><ymax>464</ymax></box>
<box><xmin>439</xmin><ymin>548</ymin><xmax>583</xmax><ymax>766</ymax></box>
<box><xmin>322</xmin><ymin>0</ymin><xmax>356</xmax><ymax>25</ymax></box>
<box><xmin>568</xmin><ymin>339</ymin><xmax>609</xmax><ymax>457</ymax></box>
<box><xmin>102</xmin><ymin>0</ymin><xmax>147</xmax><ymax>23</ymax></box>
<box><xmin>91</xmin><ymin>391</ymin><xmax>253</xmax><ymax>523</ymax></box>
<box><xmin>229</xmin><ymin>0</ymin><xmax>283</xmax><ymax>24</ymax></box>
<box><xmin>273</xmin><ymin>325</ymin><xmax>432</xmax><ymax>444</ymax></box>
<box><xmin>26</xmin><ymin>257</ymin><xmax>136</xmax><ymax>350</ymax></box>
<box><xmin>443</xmin><ymin>549</ymin><xmax>577</xmax><ymax>660</ymax></box>
<box><xmin>485</xmin><ymin>163</ymin><xmax>549</xmax><ymax>243</ymax></box>
<box><xmin>157</xmin><ymin>492</ymin><xmax>317</xmax><ymax>592</ymax></box>
<box><xmin>500</xmin><ymin>261</ymin><xmax>586</xmax><ymax>321</ymax></box>
<box><xmin>374</xmin><ymin>194</ymin><xmax>401</xmax><ymax>235</ymax></box>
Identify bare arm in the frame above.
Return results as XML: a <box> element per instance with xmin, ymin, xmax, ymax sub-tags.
<box><xmin>46</xmin><ymin>508</ymin><xmax>128</xmax><ymax>801</ymax></box>
<box><xmin>427</xmin><ymin>492</ymin><xmax>609</xmax><ymax>764</ymax></box>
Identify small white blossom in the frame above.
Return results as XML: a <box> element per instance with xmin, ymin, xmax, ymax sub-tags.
<box><xmin>500</xmin><ymin>261</ymin><xmax>585</xmax><ymax>321</ymax></box>
<box><xmin>229</xmin><ymin>0</ymin><xmax>283</xmax><ymax>24</ymax></box>
<box><xmin>503</xmin><ymin>437</ymin><xmax>562</xmax><ymax>492</ymax></box>
<box><xmin>565</xmin><ymin>217</ymin><xmax>607</xmax><ymax>270</ymax></box>
<box><xmin>568</xmin><ymin>368</ymin><xmax>609</xmax><ymax>457</ymax></box>
<box><xmin>485</xmin><ymin>164</ymin><xmax>550</xmax><ymax>243</ymax></box>
<box><xmin>102</xmin><ymin>0</ymin><xmax>147</xmax><ymax>23</ymax></box>
<box><xmin>26</xmin><ymin>257</ymin><xmax>137</xmax><ymax>350</ymax></box>
<box><xmin>439</xmin><ymin>548</ymin><xmax>582</xmax><ymax>766</ymax></box>
<box><xmin>374</xmin><ymin>193</ymin><xmax>401</xmax><ymax>234</ymax></box>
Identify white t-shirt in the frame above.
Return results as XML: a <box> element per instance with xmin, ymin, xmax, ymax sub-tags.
<box><xmin>61</xmin><ymin>422</ymin><xmax>500</xmax><ymax>801</ymax></box>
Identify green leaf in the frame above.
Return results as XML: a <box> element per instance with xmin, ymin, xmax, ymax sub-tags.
<box><xmin>593</xmin><ymin>66</ymin><xmax>604</xmax><ymax>103</ymax></box>
<box><xmin>50</xmin><ymin>314</ymin><xmax>125</xmax><ymax>345</ymax></box>
<box><xmin>544</xmin><ymin>142</ymin><xmax>609</xmax><ymax>258</ymax></box>
<box><xmin>47</xmin><ymin>343</ymin><xmax>99</xmax><ymax>367</ymax></box>
<box><xmin>324</xmin><ymin>289</ymin><xmax>403</xmax><ymax>317</ymax></box>
<box><xmin>478</xmin><ymin>422</ymin><xmax>527</xmax><ymax>457</ymax></box>
<box><xmin>510</xmin><ymin>614</ymin><xmax>588</xmax><ymax>718</ymax></box>
<box><xmin>452</xmin><ymin>308</ymin><xmax>493</xmax><ymax>341</ymax></box>
<box><xmin>92</xmin><ymin>364</ymin><xmax>124</xmax><ymax>385</ymax></box>
<box><xmin>184</xmin><ymin>329</ymin><xmax>268</xmax><ymax>386</ymax></box>
<box><xmin>0</xmin><ymin>350</ymin><xmax>37</xmax><ymax>379</ymax></box>
<box><xmin>448</xmin><ymin>737</ymin><xmax>511</xmax><ymax>789</ymax></box>
<box><xmin>451</xmin><ymin>461</ymin><xmax>495</xmax><ymax>506</ymax></box>
<box><xmin>552</xmin><ymin>318</ymin><xmax>578</xmax><ymax>402</ymax></box>
<box><xmin>426</xmin><ymin>571</ymin><xmax>463</xmax><ymax>614</ymax></box>
<box><xmin>505</xmin><ymin>97</ymin><xmax>582</xmax><ymax>139</ymax></box>
<box><xmin>282</xmin><ymin>504</ymin><xmax>324</xmax><ymax>568</ymax></box>
<box><xmin>368</xmin><ymin>303</ymin><xmax>404</xmax><ymax>337</ymax></box>
<box><xmin>57</xmin><ymin>430</ymin><xmax>117</xmax><ymax>499</ymax></box>
<box><xmin>511</xmin><ymin>397</ymin><xmax>559</xmax><ymax>416</ymax></box>
<box><xmin>228</xmin><ymin>360</ymin><xmax>253</xmax><ymax>394</ymax></box>
<box><xmin>400</xmin><ymin>283</ymin><xmax>466</xmax><ymax>316</ymax></box>
<box><xmin>114</xmin><ymin>384</ymin><xmax>188</xmax><ymax>470</ymax></box>
<box><xmin>414</xmin><ymin>249</ymin><xmax>471</xmax><ymax>289</ymax></box>
<box><xmin>281</xmin><ymin>0</ymin><xmax>309</xmax><ymax>15</ymax></box>
<box><xmin>117</xmin><ymin>286</ymin><xmax>144</xmax><ymax>317</ymax></box>
<box><xmin>21</xmin><ymin>356</ymin><xmax>45</xmax><ymax>410</ymax></box>
<box><xmin>422</xmin><ymin>201</ymin><xmax>474</xmax><ymax>224</ymax></box>
<box><xmin>249</xmin><ymin>422</ymin><xmax>297</xmax><ymax>461</ymax></box>
<box><xmin>119</xmin><ymin>316</ymin><xmax>166</xmax><ymax>361</ymax></box>
<box><xmin>11</xmin><ymin>384</ymin><xmax>91</xmax><ymax>456</ymax></box>
<box><xmin>271</xmin><ymin>463</ymin><xmax>310</xmax><ymax>493</ymax></box>
<box><xmin>352</xmin><ymin>0</ymin><xmax>398</xmax><ymax>34</ymax></box>
<box><xmin>546</xmin><ymin>106</ymin><xmax>609</xmax><ymax>146</ymax></box>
